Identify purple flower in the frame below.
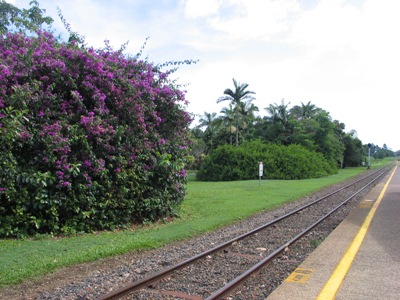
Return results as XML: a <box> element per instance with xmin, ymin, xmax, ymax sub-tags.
<box><xmin>1</xmin><ymin>68</ymin><xmax>10</xmax><ymax>77</ymax></box>
<box><xmin>19</xmin><ymin>130</ymin><xmax>31</xmax><ymax>140</ymax></box>
<box><xmin>80</xmin><ymin>115</ymin><xmax>93</xmax><ymax>125</ymax></box>
<box><xmin>83</xmin><ymin>160</ymin><xmax>92</xmax><ymax>167</ymax></box>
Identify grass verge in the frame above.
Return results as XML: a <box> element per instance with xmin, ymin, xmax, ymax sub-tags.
<box><xmin>0</xmin><ymin>166</ymin><xmax>379</xmax><ymax>288</ymax></box>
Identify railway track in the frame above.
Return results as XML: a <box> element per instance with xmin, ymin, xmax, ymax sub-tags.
<box><xmin>96</xmin><ymin>166</ymin><xmax>391</xmax><ymax>300</ymax></box>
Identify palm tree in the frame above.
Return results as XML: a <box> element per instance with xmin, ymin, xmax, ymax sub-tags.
<box><xmin>290</xmin><ymin>101</ymin><xmax>318</xmax><ymax>120</ymax></box>
<box><xmin>263</xmin><ymin>99</ymin><xmax>293</xmax><ymax>144</ymax></box>
<box><xmin>197</xmin><ymin>111</ymin><xmax>220</xmax><ymax>152</ymax></box>
<box><xmin>238</xmin><ymin>100</ymin><xmax>259</xmax><ymax>143</ymax></box>
<box><xmin>220</xmin><ymin>104</ymin><xmax>236</xmax><ymax>145</ymax></box>
<box><xmin>265</xmin><ymin>99</ymin><xmax>290</xmax><ymax>128</ymax></box>
<box><xmin>197</xmin><ymin>112</ymin><xmax>218</xmax><ymax>129</ymax></box>
<box><xmin>217</xmin><ymin>78</ymin><xmax>256</xmax><ymax>146</ymax></box>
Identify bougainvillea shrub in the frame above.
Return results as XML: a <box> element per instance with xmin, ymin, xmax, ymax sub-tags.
<box><xmin>0</xmin><ymin>31</ymin><xmax>191</xmax><ymax>237</ymax></box>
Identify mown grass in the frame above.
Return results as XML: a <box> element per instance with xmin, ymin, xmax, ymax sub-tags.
<box><xmin>0</xmin><ymin>163</ymin><xmax>388</xmax><ymax>288</ymax></box>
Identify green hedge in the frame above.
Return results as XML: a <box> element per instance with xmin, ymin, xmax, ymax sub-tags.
<box><xmin>197</xmin><ymin>140</ymin><xmax>337</xmax><ymax>181</ymax></box>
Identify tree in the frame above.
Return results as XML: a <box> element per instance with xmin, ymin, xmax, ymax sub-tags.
<box><xmin>290</xmin><ymin>117</ymin><xmax>318</xmax><ymax>150</ymax></box>
<box><xmin>290</xmin><ymin>101</ymin><xmax>319</xmax><ymax>120</ymax></box>
<box><xmin>217</xmin><ymin>78</ymin><xmax>256</xmax><ymax>146</ymax></box>
<box><xmin>197</xmin><ymin>111</ymin><xmax>220</xmax><ymax>153</ymax></box>
<box><xmin>313</xmin><ymin>111</ymin><xmax>345</xmax><ymax>166</ymax></box>
<box><xmin>263</xmin><ymin>99</ymin><xmax>293</xmax><ymax>144</ymax></box>
<box><xmin>187</xmin><ymin>128</ymin><xmax>206</xmax><ymax>170</ymax></box>
<box><xmin>237</xmin><ymin>100</ymin><xmax>259</xmax><ymax>143</ymax></box>
<box><xmin>219</xmin><ymin>104</ymin><xmax>236</xmax><ymax>145</ymax></box>
<box><xmin>342</xmin><ymin>132</ymin><xmax>363</xmax><ymax>167</ymax></box>
<box><xmin>265</xmin><ymin>99</ymin><xmax>290</xmax><ymax>125</ymax></box>
<box><xmin>370</xmin><ymin>144</ymin><xmax>395</xmax><ymax>159</ymax></box>
<box><xmin>0</xmin><ymin>0</ymin><xmax>53</xmax><ymax>35</ymax></box>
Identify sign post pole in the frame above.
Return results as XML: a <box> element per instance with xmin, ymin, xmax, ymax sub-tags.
<box><xmin>258</xmin><ymin>162</ymin><xmax>263</xmax><ymax>186</ymax></box>
<box><xmin>367</xmin><ymin>143</ymin><xmax>371</xmax><ymax>169</ymax></box>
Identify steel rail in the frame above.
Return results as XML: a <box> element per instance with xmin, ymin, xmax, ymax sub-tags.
<box><xmin>205</xmin><ymin>166</ymin><xmax>389</xmax><ymax>299</ymax></box>
<box><xmin>96</xmin><ymin>166</ymin><xmax>391</xmax><ymax>300</ymax></box>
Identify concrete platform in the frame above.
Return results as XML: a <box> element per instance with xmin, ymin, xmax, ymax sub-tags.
<box><xmin>266</xmin><ymin>164</ymin><xmax>400</xmax><ymax>300</ymax></box>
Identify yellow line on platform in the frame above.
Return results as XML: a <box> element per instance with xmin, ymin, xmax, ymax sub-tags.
<box><xmin>316</xmin><ymin>166</ymin><xmax>397</xmax><ymax>300</ymax></box>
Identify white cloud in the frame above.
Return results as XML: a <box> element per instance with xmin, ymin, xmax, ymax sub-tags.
<box><xmin>54</xmin><ymin>0</ymin><xmax>141</xmax><ymax>49</ymax></box>
<box><xmin>7</xmin><ymin>0</ymin><xmax>400</xmax><ymax>150</ymax></box>
<box><xmin>288</xmin><ymin>0</ymin><xmax>361</xmax><ymax>48</ymax></box>
<box><xmin>208</xmin><ymin>0</ymin><xmax>301</xmax><ymax>40</ymax></box>
<box><xmin>182</xmin><ymin>0</ymin><xmax>223</xmax><ymax>18</ymax></box>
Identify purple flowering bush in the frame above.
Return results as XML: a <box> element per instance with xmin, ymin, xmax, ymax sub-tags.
<box><xmin>0</xmin><ymin>31</ymin><xmax>191</xmax><ymax>237</ymax></box>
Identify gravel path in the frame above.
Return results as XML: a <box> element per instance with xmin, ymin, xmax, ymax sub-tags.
<box><xmin>1</xmin><ymin>170</ymin><xmax>382</xmax><ymax>300</ymax></box>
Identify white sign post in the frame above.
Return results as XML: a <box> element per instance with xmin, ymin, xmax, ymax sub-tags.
<box><xmin>258</xmin><ymin>162</ymin><xmax>263</xmax><ymax>186</ymax></box>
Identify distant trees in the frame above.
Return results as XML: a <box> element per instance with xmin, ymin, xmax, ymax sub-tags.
<box><xmin>366</xmin><ymin>143</ymin><xmax>395</xmax><ymax>160</ymax></box>
<box><xmin>191</xmin><ymin>93</ymin><xmax>379</xmax><ymax>173</ymax></box>
<box><xmin>254</xmin><ymin>100</ymin><xmax>346</xmax><ymax>167</ymax></box>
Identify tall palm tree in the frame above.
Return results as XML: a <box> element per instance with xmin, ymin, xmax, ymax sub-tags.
<box><xmin>217</xmin><ymin>78</ymin><xmax>256</xmax><ymax>146</ymax></box>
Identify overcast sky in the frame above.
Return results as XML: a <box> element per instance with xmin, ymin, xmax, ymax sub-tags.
<box><xmin>8</xmin><ymin>0</ymin><xmax>400</xmax><ymax>150</ymax></box>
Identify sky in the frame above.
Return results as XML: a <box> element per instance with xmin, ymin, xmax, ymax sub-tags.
<box><xmin>7</xmin><ymin>0</ymin><xmax>400</xmax><ymax>150</ymax></box>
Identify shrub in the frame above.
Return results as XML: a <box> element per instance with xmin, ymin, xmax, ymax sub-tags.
<box><xmin>0</xmin><ymin>31</ymin><xmax>192</xmax><ymax>237</ymax></box>
<box><xmin>197</xmin><ymin>140</ymin><xmax>336</xmax><ymax>181</ymax></box>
